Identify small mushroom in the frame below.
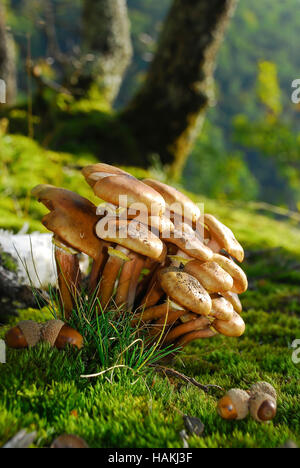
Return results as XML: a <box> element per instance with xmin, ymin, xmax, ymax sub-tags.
<box><xmin>5</xmin><ymin>321</ymin><xmax>42</xmax><ymax>349</ymax></box>
<box><xmin>212</xmin><ymin>254</ymin><xmax>248</xmax><ymax>294</ymax></box>
<box><xmin>184</xmin><ymin>260</ymin><xmax>233</xmax><ymax>293</ymax></box>
<box><xmin>249</xmin><ymin>382</ymin><xmax>277</xmax><ymax>401</ymax></box>
<box><xmin>222</xmin><ymin>291</ymin><xmax>242</xmax><ymax>314</ymax></box>
<box><xmin>217</xmin><ymin>389</ymin><xmax>250</xmax><ymax>420</ymax></box>
<box><xmin>203</xmin><ymin>214</ymin><xmax>244</xmax><ymax>262</ymax></box>
<box><xmin>176</xmin><ymin>328</ymin><xmax>217</xmax><ymax>348</ymax></box>
<box><xmin>96</xmin><ymin>218</ymin><xmax>166</xmax><ymax>308</ymax></box>
<box><xmin>31</xmin><ymin>184</ymin><xmax>106</xmax><ymax>318</ymax></box>
<box><xmin>82</xmin><ymin>163</ymin><xmax>166</xmax><ymax>217</ymax></box>
<box><xmin>249</xmin><ymin>392</ymin><xmax>277</xmax><ymax>422</ymax></box>
<box><xmin>158</xmin><ymin>267</ymin><xmax>212</xmax><ymax>316</ymax></box>
<box><xmin>210</xmin><ymin>297</ymin><xmax>234</xmax><ymax>322</ymax></box>
<box><xmin>213</xmin><ymin>311</ymin><xmax>245</xmax><ymax>337</ymax></box>
<box><xmin>143</xmin><ymin>178</ymin><xmax>201</xmax><ymax>224</ymax></box>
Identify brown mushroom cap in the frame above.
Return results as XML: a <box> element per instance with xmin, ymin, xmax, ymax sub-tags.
<box><xmin>203</xmin><ymin>214</ymin><xmax>244</xmax><ymax>262</ymax></box>
<box><xmin>96</xmin><ymin>218</ymin><xmax>166</xmax><ymax>262</ymax></box>
<box><xmin>176</xmin><ymin>328</ymin><xmax>217</xmax><ymax>347</ymax></box>
<box><xmin>212</xmin><ymin>254</ymin><xmax>248</xmax><ymax>294</ymax></box>
<box><xmin>82</xmin><ymin>165</ymin><xmax>166</xmax><ymax>216</ymax></box>
<box><xmin>143</xmin><ymin>178</ymin><xmax>200</xmax><ymax>223</ymax></box>
<box><xmin>222</xmin><ymin>291</ymin><xmax>243</xmax><ymax>314</ymax></box>
<box><xmin>184</xmin><ymin>260</ymin><xmax>233</xmax><ymax>293</ymax></box>
<box><xmin>158</xmin><ymin>268</ymin><xmax>212</xmax><ymax>316</ymax></box>
<box><xmin>82</xmin><ymin>163</ymin><xmax>131</xmax><ymax>187</ymax></box>
<box><xmin>213</xmin><ymin>311</ymin><xmax>245</xmax><ymax>337</ymax></box>
<box><xmin>163</xmin><ymin>225</ymin><xmax>213</xmax><ymax>262</ymax></box>
<box><xmin>210</xmin><ymin>297</ymin><xmax>234</xmax><ymax>321</ymax></box>
<box><xmin>31</xmin><ymin>184</ymin><xmax>102</xmax><ymax>259</ymax></box>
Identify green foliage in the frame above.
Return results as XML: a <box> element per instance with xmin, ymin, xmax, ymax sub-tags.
<box><xmin>234</xmin><ymin>61</ymin><xmax>300</xmax><ymax>208</ymax></box>
<box><xmin>183</xmin><ymin>121</ymin><xmax>258</xmax><ymax>201</ymax></box>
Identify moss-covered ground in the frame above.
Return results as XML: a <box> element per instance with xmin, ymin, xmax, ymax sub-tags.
<box><xmin>0</xmin><ymin>134</ymin><xmax>299</xmax><ymax>448</ymax></box>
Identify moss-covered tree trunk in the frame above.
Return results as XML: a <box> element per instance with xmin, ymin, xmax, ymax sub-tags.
<box><xmin>82</xmin><ymin>0</ymin><xmax>133</xmax><ymax>103</ymax></box>
<box><xmin>0</xmin><ymin>2</ymin><xmax>16</xmax><ymax>106</ymax></box>
<box><xmin>122</xmin><ymin>0</ymin><xmax>238</xmax><ymax>176</ymax></box>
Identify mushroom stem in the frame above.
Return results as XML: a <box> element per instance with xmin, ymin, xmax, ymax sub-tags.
<box><xmin>88</xmin><ymin>241</ymin><xmax>110</xmax><ymax>292</ymax></box>
<box><xmin>132</xmin><ymin>303</ymin><xmax>174</xmax><ymax>325</ymax></box>
<box><xmin>115</xmin><ymin>252</ymin><xmax>137</xmax><ymax>307</ymax></box>
<box><xmin>55</xmin><ymin>245</ymin><xmax>81</xmax><ymax>320</ymax></box>
<box><xmin>149</xmin><ymin>308</ymin><xmax>187</xmax><ymax>337</ymax></box>
<box><xmin>98</xmin><ymin>246</ymin><xmax>130</xmax><ymax>309</ymax></box>
<box><xmin>127</xmin><ymin>254</ymin><xmax>145</xmax><ymax>309</ymax></box>
<box><xmin>164</xmin><ymin>316</ymin><xmax>211</xmax><ymax>344</ymax></box>
<box><xmin>176</xmin><ymin>328</ymin><xmax>218</xmax><ymax>348</ymax></box>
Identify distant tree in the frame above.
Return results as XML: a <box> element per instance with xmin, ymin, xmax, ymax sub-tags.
<box><xmin>122</xmin><ymin>0</ymin><xmax>238</xmax><ymax>176</ymax></box>
<box><xmin>82</xmin><ymin>0</ymin><xmax>133</xmax><ymax>102</ymax></box>
<box><xmin>3</xmin><ymin>0</ymin><xmax>238</xmax><ymax>177</ymax></box>
<box><xmin>0</xmin><ymin>1</ymin><xmax>16</xmax><ymax>105</ymax></box>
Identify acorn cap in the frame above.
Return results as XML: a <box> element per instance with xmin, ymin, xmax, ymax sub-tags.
<box><xmin>143</xmin><ymin>178</ymin><xmax>200</xmax><ymax>223</ymax></box>
<box><xmin>96</xmin><ymin>218</ymin><xmax>167</xmax><ymax>262</ymax></box>
<box><xmin>249</xmin><ymin>382</ymin><xmax>277</xmax><ymax>401</ymax></box>
<box><xmin>41</xmin><ymin>320</ymin><xmax>65</xmax><ymax>347</ymax></box>
<box><xmin>210</xmin><ymin>297</ymin><xmax>234</xmax><ymax>322</ymax></box>
<box><xmin>222</xmin><ymin>291</ymin><xmax>242</xmax><ymax>314</ymax></box>
<box><xmin>51</xmin><ymin>434</ymin><xmax>89</xmax><ymax>448</ymax></box>
<box><xmin>31</xmin><ymin>185</ymin><xmax>102</xmax><ymax>260</ymax></box>
<box><xmin>250</xmin><ymin>392</ymin><xmax>277</xmax><ymax>422</ymax></box>
<box><xmin>82</xmin><ymin>165</ymin><xmax>166</xmax><ymax>216</ymax></box>
<box><xmin>204</xmin><ymin>214</ymin><xmax>244</xmax><ymax>262</ymax></box>
<box><xmin>212</xmin><ymin>254</ymin><xmax>248</xmax><ymax>294</ymax></box>
<box><xmin>162</xmin><ymin>225</ymin><xmax>213</xmax><ymax>262</ymax></box>
<box><xmin>18</xmin><ymin>321</ymin><xmax>42</xmax><ymax>347</ymax></box>
<box><xmin>158</xmin><ymin>268</ymin><xmax>212</xmax><ymax>316</ymax></box>
<box><xmin>184</xmin><ymin>260</ymin><xmax>233</xmax><ymax>293</ymax></box>
<box><xmin>218</xmin><ymin>389</ymin><xmax>250</xmax><ymax>420</ymax></box>
<box><xmin>213</xmin><ymin>311</ymin><xmax>245</xmax><ymax>337</ymax></box>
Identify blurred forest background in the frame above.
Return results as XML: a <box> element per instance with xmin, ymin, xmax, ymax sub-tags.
<box><xmin>1</xmin><ymin>0</ymin><xmax>300</xmax><ymax>211</ymax></box>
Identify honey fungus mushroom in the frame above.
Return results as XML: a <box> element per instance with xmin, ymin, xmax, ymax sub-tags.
<box><xmin>82</xmin><ymin>163</ymin><xmax>166</xmax><ymax>217</ymax></box>
<box><xmin>95</xmin><ymin>217</ymin><xmax>167</xmax><ymax>309</ymax></box>
<box><xmin>31</xmin><ymin>185</ymin><xmax>108</xmax><ymax>318</ymax></box>
<box><xmin>143</xmin><ymin>178</ymin><xmax>201</xmax><ymax>224</ymax></box>
<box><xmin>202</xmin><ymin>214</ymin><xmax>244</xmax><ymax>262</ymax></box>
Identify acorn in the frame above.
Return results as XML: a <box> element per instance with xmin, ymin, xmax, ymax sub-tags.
<box><xmin>41</xmin><ymin>320</ymin><xmax>83</xmax><ymax>350</ymax></box>
<box><xmin>5</xmin><ymin>321</ymin><xmax>42</xmax><ymax>349</ymax></box>
<box><xmin>249</xmin><ymin>382</ymin><xmax>277</xmax><ymax>401</ymax></box>
<box><xmin>217</xmin><ymin>389</ymin><xmax>250</xmax><ymax>420</ymax></box>
<box><xmin>249</xmin><ymin>392</ymin><xmax>277</xmax><ymax>422</ymax></box>
<box><xmin>51</xmin><ymin>434</ymin><xmax>89</xmax><ymax>448</ymax></box>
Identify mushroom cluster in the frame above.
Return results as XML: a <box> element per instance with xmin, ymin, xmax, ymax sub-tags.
<box><xmin>32</xmin><ymin>163</ymin><xmax>248</xmax><ymax>350</ymax></box>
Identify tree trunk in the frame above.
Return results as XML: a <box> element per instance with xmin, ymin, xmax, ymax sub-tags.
<box><xmin>0</xmin><ymin>2</ymin><xmax>16</xmax><ymax>106</ymax></box>
<box><xmin>82</xmin><ymin>0</ymin><xmax>133</xmax><ymax>103</ymax></box>
<box><xmin>122</xmin><ymin>0</ymin><xmax>238</xmax><ymax>177</ymax></box>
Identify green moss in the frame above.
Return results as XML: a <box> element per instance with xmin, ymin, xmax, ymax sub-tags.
<box><xmin>0</xmin><ymin>134</ymin><xmax>300</xmax><ymax>448</ymax></box>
